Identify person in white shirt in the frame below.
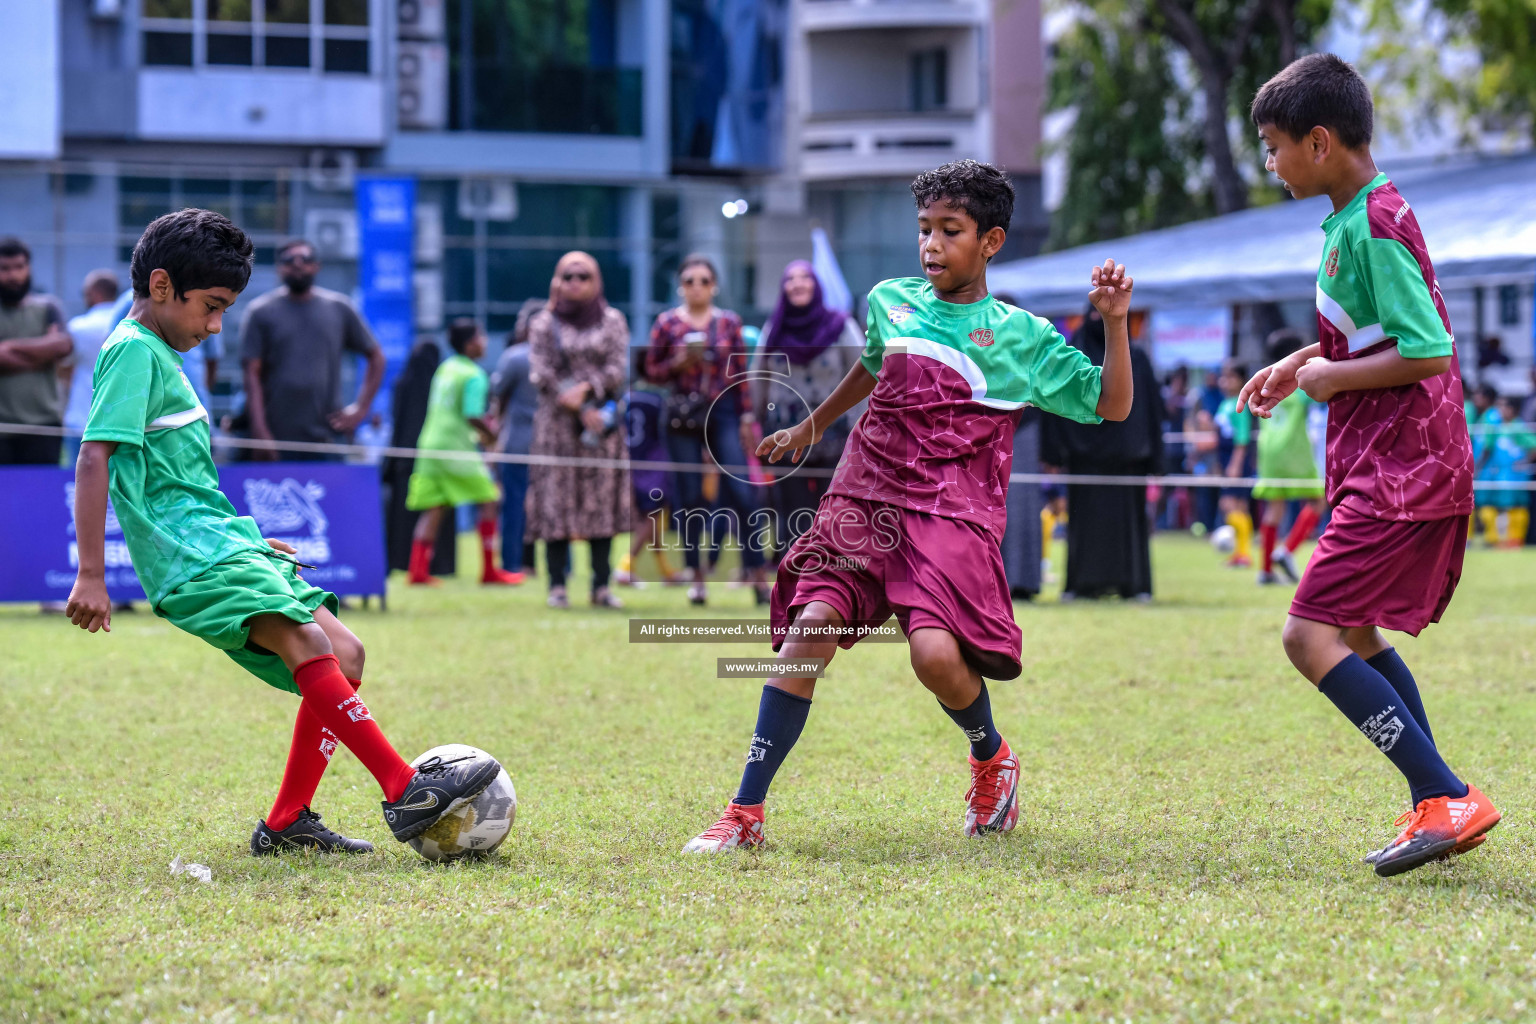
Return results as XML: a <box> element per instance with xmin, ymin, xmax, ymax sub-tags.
<box><xmin>62</xmin><ymin>270</ymin><xmax>121</xmax><ymax>465</ymax></box>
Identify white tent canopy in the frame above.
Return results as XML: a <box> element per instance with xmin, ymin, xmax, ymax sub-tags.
<box><xmin>989</xmin><ymin>153</ymin><xmax>1536</xmax><ymax>315</ymax></box>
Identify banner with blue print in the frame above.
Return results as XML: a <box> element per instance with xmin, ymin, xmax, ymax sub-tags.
<box><xmin>356</xmin><ymin>175</ymin><xmax>416</xmax><ymax>416</ymax></box>
<box><xmin>0</xmin><ymin>464</ymin><xmax>387</xmax><ymax>603</ymax></box>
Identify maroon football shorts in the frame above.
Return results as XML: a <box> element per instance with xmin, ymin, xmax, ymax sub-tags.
<box><xmin>769</xmin><ymin>495</ymin><xmax>1022</xmax><ymax>679</ymax></box>
<box><xmin>1290</xmin><ymin>503</ymin><xmax>1469</xmax><ymax>636</ymax></box>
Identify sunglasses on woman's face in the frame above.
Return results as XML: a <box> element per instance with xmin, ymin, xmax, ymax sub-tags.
<box><xmin>279</xmin><ymin>252</ymin><xmax>317</xmax><ymax>266</ymax></box>
<box><xmin>561</xmin><ymin>271</ymin><xmax>593</xmax><ymax>282</ymax></box>
<box><xmin>680</xmin><ymin>276</ymin><xmax>712</xmax><ymax>287</ymax></box>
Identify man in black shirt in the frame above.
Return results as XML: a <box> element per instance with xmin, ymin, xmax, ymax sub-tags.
<box><xmin>241</xmin><ymin>239</ymin><xmax>385</xmax><ymax>461</ymax></box>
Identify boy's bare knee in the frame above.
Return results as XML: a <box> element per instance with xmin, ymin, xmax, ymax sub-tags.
<box><xmin>1280</xmin><ymin>617</ymin><xmax>1310</xmax><ymax>670</ymax></box>
<box><xmin>907</xmin><ymin>629</ymin><xmax>964</xmax><ymax>681</ymax></box>
<box><xmin>333</xmin><ymin>632</ymin><xmax>366</xmax><ymax>681</ymax></box>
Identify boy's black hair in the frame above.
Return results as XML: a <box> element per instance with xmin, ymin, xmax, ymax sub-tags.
<box><xmin>910</xmin><ymin>159</ymin><xmax>1015</xmax><ymax>236</ymax></box>
<box><xmin>1222</xmin><ymin>360</ymin><xmax>1248</xmax><ymax>381</ymax></box>
<box><xmin>1476</xmin><ymin>383</ymin><xmax>1499</xmax><ymax>404</ymax></box>
<box><xmin>131</xmin><ymin>209</ymin><xmax>254</xmax><ymax>299</ymax></box>
<box><xmin>1250</xmin><ymin>53</ymin><xmax>1373</xmax><ymax>149</ymax></box>
<box><xmin>0</xmin><ymin>236</ymin><xmax>31</xmax><ymax>262</ymax></box>
<box><xmin>1265</xmin><ymin>327</ymin><xmax>1308</xmax><ymax>364</ymax></box>
<box><xmin>447</xmin><ymin>317</ymin><xmax>481</xmax><ymax>353</ymax></box>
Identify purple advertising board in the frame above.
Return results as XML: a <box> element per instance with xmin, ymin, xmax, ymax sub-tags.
<box><xmin>0</xmin><ymin>463</ymin><xmax>387</xmax><ymax>603</ymax></box>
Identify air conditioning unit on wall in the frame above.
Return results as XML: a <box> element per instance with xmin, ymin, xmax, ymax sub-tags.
<box><xmin>304</xmin><ymin>208</ymin><xmax>359</xmax><ymax>260</ymax></box>
<box><xmin>307</xmin><ymin>149</ymin><xmax>357</xmax><ymax>192</ymax></box>
<box><xmin>397</xmin><ymin>42</ymin><xmax>447</xmax><ymax>130</ymax></box>
<box><xmin>457</xmin><ymin>179</ymin><xmax>518</xmax><ymax>222</ymax></box>
<box><xmin>398</xmin><ymin>0</ymin><xmax>446</xmax><ymax>40</ymax></box>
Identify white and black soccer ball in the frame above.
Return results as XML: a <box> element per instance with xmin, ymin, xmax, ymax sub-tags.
<box><xmin>407</xmin><ymin>744</ymin><xmax>517</xmax><ymax>863</ymax></box>
<box><xmin>1210</xmin><ymin>524</ymin><xmax>1236</xmax><ymax>554</ymax></box>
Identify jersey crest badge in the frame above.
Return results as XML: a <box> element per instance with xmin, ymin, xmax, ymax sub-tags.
<box><xmin>969</xmin><ymin>328</ymin><xmax>995</xmax><ymax>347</ymax></box>
<box><xmin>887</xmin><ymin>303</ymin><xmax>914</xmax><ymax>325</ymax></box>
<box><xmin>1325</xmin><ymin>247</ymin><xmax>1340</xmax><ymax>277</ymax></box>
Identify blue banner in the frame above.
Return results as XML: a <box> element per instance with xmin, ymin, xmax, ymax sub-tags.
<box><xmin>357</xmin><ymin>175</ymin><xmax>416</xmax><ymax>416</ymax></box>
<box><xmin>0</xmin><ymin>464</ymin><xmax>387</xmax><ymax>603</ymax></box>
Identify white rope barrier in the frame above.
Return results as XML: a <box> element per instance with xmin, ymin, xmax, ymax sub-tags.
<box><xmin>4</xmin><ymin>420</ymin><xmax>1536</xmax><ymax>490</ymax></box>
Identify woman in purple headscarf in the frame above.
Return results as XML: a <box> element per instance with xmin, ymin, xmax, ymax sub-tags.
<box><xmin>749</xmin><ymin>260</ymin><xmax>869</xmax><ymax>553</ymax></box>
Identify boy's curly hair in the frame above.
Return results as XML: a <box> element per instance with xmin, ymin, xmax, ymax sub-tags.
<box><xmin>910</xmin><ymin>160</ymin><xmax>1014</xmax><ymax>236</ymax></box>
<box><xmin>131</xmin><ymin>208</ymin><xmax>254</xmax><ymax>299</ymax></box>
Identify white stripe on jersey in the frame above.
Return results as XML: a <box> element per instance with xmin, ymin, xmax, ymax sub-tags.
<box><xmin>886</xmin><ymin>336</ymin><xmax>1029</xmax><ymax>411</ymax></box>
<box><xmin>1316</xmin><ymin>283</ymin><xmax>1389</xmax><ymax>353</ymax></box>
<box><xmin>147</xmin><ymin>403</ymin><xmax>209</xmax><ymax>432</ymax></box>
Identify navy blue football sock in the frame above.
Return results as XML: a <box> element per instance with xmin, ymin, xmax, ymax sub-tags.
<box><xmin>733</xmin><ymin>685</ymin><xmax>812</xmax><ymax>807</ymax></box>
<box><xmin>1318</xmin><ymin>654</ymin><xmax>1466</xmax><ymax>805</ymax></box>
<box><xmin>1367</xmin><ymin>648</ymin><xmax>1434</xmax><ymax>745</ymax></box>
<box><xmin>940</xmin><ymin>682</ymin><xmax>1003</xmax><ymax>761</ymax></box>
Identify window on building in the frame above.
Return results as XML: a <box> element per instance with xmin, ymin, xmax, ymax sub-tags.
<box><xmin>445</xmin><ymin>0</ymin><xmax>641</xmax><ymax>135</ymax></box>
<box><xmin>140</xmin><ymin>0</ymin><xmax>371</xmax><ymax>73</ymax></box>
<box><xmin>1499</xmin><ymin>285</ymin><xmax>1521</xmax><ymax>326</ymax></box>
<box><xmin>910</xmin><ymin>48</ymin><xmax>948</xmax><ymax>112</ymax></box>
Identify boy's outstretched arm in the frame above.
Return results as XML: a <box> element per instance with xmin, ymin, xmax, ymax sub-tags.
<box><xmin>1293</xmin><ymin>347</ymin><xmax>1451</xmax><ymax>403</ymax></box>
<box><xmin>66</xmin><ymin>440</ymin><xmax>118</xmax><ymax>633</ymax></box>
<box><xmin>1089</xmin><ymin>259</ymin><xmax>1134</xmax><ymax>421</ymax></box>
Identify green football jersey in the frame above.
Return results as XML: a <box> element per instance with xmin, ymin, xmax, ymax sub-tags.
<box><xmin>417</xmin><ymin>354</ymin><xmax>490</xmax><ymax>454</ymax></box>
<box><xmin>1256</xmin><ymin>390</ymin><xmax>1321</xmax><ymax>483</ymax></box>
<box><xmin>1313</xmin><ymin>173</ymin><xmax>1473</xmax><ymax>520</ymax></box>
<box><xmin>830</xmin><ymin>278</ymin><xmax>1102</xmax><ymax>540</ymax></box>
<box><xmin>81</xmin><ymin>320</ymin><xmax>268</xmax><ymax>606</ymax></box>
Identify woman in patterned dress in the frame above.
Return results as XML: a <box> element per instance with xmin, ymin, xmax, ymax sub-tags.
<box><xmin>525</xmin><ymin>251</ymin><xmax>633</xmax><ymax>608</ymax></box>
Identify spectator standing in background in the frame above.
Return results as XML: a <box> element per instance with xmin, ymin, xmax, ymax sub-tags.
<box><xmin>61</xmin><ymin>270</ymin><xmax>121</xmax><ymax>465</ymax></box>
<box><xmin>1041</xmin><ymin>307</ymin><xmax>1164</xmax><ymax>601</ymax></box>
<box><xmin>382</xmin><ymin>336</ymin><xmax>456</xmax><ymax>577</ymax></box>
<box><xmin>750</xmin><ymin>260</ymin><xmax>866</xmax><ymax>554</ymax></box>
<box><xmin>645</xmin><ymin>255</ymin><xmax>767</xmax><ymax>605</ymax></box>
<box><xmin>526</xmin><ymin>251</ymin><xmax>632</xmax><ymax>609</ymax></box>
<box><xmin>489</xmin><ymin>299</ymin><xmax>544</xmax><ymax>577</ymax></box>
<box><xmin>0</xmin><ymin>237</ymin><xmax>70</xmax><ymax>465</ymax></box>
<box><xmin>241</xmin><ymin>239</ymin><xmax>385</xmax><ymax>461</ymax></box>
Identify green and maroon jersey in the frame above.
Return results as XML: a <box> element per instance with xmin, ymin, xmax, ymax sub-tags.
<box><xmin>1315</xmin><ymin>173</ymin><xmax>1473</xmax><ymax>521</ymax></box>
<box><xmin>829</xmin><ymin>278</ymin><xmax>1103</xmax><ymax>541</ymax></box>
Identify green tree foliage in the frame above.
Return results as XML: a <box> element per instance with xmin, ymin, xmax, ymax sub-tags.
<box><xmin>1047</xmin><ymin>0</ymin><xmax>1332</xmax><ymax>249</ymax></box>
<box><xmin>1362</xmin><ymin>0</ymin><xmax>1536</xmax><ymax>141</ymax></box>
<box><xmin>1046</xmin><ymin>17</ymin><xmax>1212</xmax><ymax>250</ymax></box>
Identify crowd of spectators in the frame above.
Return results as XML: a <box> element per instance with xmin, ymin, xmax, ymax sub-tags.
<box><xmin>7</xmin><ymin>229</ymin><xmax>1533</xmax><ymax>611</ymax></box>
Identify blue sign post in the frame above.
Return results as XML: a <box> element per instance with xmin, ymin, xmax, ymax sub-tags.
<box><xmin>0</xmin><ymin>465</ymin><xmax>388</xmax><ymax>603</ymax></box>
<box><xmin>356</xmin><ymin>176</ymin><xmax>416</xmax><ymax>418</ymax></box>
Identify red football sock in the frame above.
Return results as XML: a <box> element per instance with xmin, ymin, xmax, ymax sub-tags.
<box><xmin>478</xmin><ymin>518</ymin><xmax>497</xmax><ymax>576</ymax></box>
<box><xmin>266</xmin><ymin>677</ymin><xmax>362</xmax><ymax>831</ymax></box>
<box><xmin>293</xmin><ymin>655</ymin><xmax>415</xmax><ymax>802</ymax></box>
<box><xmin>1285</xmin><ymin>504</ymin><xmax>1320</xmax><ymax>551</ymax></box>
<box><xmin>1260</xmin><ymin>524</ymin><xmax>1277</xmax><ymax>573</ymax></box>
<box><xmin>408</xmin><ymin>539</ymin><xmax>434</xmax><ymax>583</ymax></box>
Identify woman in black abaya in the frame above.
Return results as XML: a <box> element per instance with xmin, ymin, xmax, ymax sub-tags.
<box><xmin>1040</xmin><ymin>308</ymin><xmax>1164</xmax><ymax>600</ymax></box>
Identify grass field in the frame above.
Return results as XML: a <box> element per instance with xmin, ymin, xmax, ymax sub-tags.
<box><xmin>4</xmin><ymin>534</ymin><xmax>1536</xmax><ymax>1023</ymax></box>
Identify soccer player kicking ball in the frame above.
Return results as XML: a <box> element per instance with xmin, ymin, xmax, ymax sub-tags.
<box><xmin>66</xmin><ymin>210</ymin><xmax>501</xmax><ymax>856</ymax></box>
<box><xmin>684</xmin><ymin>160</ymin><xmax>1135</xmax><ymax>852</ymax></box>
<box><xmin>1241</xmin><ymin>55</ymin><xmax>1499</xmax><ymax>877</ymax></box>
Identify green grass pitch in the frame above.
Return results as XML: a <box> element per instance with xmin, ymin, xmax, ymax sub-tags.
<box><xmin>4</xmin><ymin>535</ymin><xmax>1536</xmax><ymax>1022</ymax></box>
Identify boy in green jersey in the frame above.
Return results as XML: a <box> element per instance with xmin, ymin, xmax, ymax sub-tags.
<box><xmin>67</xmin><ymin>210</ymin><xmax>501</xmax><ymax>856</ymax></box>
<box><xmin>1253</xmin><ymin>330</ymin><xmax>1326</xmax><ymax>585</ymax></box>
<box><xmin>683</xmin><ymin>161</ymin><xmax>1136</xmax><ymax>852</ymax></box>
<box><xmin>1241</xmin><ymin>55</ymin><xmax>1498</xmax><ymax>875</ymax></box>
<box><xmin>404</xmin><ymin>318</ymin><xmax>522</xmax><ymax>586</ymax></box>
